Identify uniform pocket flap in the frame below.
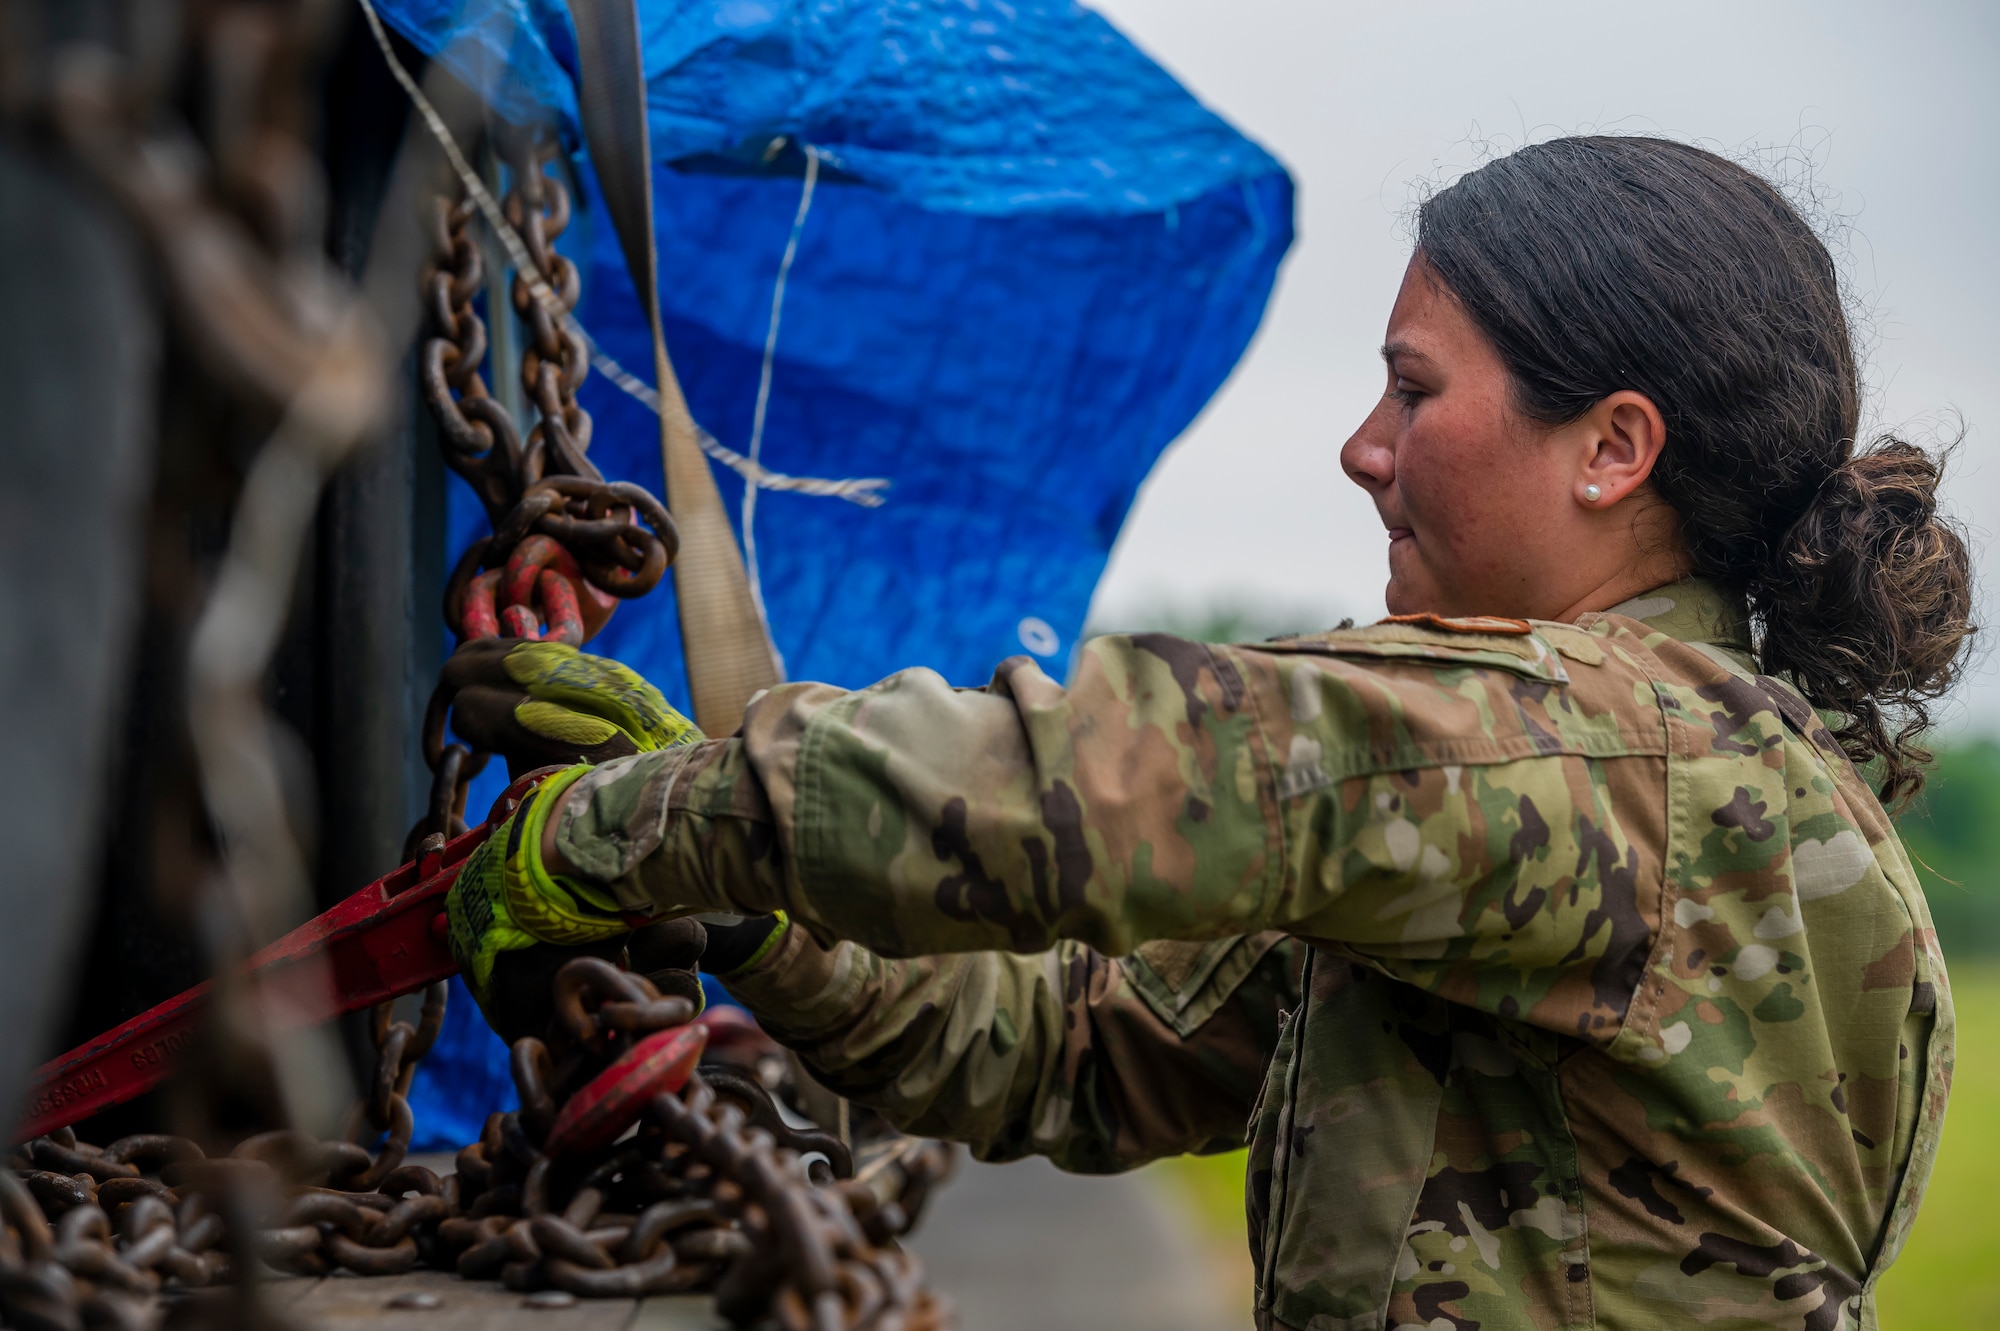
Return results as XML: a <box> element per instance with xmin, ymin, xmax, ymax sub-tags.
<box><xmin>1256</xmin><ymin>621</ymin><xmax>1570</xmax><ymax>685</ymax></box>
<box><xmin>1128</xmin><ymin>933</ymin><xmax>1287</xmax><ymax>1037</ymax></box>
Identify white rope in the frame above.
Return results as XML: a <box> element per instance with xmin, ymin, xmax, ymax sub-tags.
<box><xmin>742</xmin><ymin>142</ymin><xmax>820</xmax><ymax>626</ymax></box>
<box><xmin>356</xmin><ymin>0</ymin><xmax>888</xmax><ymax>507</ymax></box>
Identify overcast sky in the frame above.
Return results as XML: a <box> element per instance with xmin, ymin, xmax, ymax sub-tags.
<box><xmin>1085</xmin><ymin>0</ymin><xmax>2000</xmax><ymax>731</ymax></box>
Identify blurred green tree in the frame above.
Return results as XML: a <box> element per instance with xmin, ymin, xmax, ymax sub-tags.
<box><xmin>1899</xmin><ymin>738</ymin><xmax>2000</xmax><ymax>960</ymax></box>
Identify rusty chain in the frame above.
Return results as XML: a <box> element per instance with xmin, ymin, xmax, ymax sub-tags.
<box><xmin>5</xmin><ymin>969</ymin><xmax>955</xmax><ymax>1330</ymax></box>
<box><xmin>421</xmin><ymin>128</ymin><xmax>679</xmax><ymax>626</ymax></box>
<box><xmin>408</xmin><ymin>129</ymin><xmax>680</xmax><ymax>857</ymax></box>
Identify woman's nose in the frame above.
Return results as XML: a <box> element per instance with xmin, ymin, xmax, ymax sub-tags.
<box><xmin>1341</xmin><ymin>402</ymin><xmax>1396</xmax><ymax>492</ymax></box>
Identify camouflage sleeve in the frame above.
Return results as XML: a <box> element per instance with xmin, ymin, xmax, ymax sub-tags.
<box><xmin>720</xmin><ymin>924</ymin><xmax>1303</xmax><ymax>1173</ymax></box>
<box><xmin>555</xmin><ymin>622</ymin><xmax>1665</xmax><ymax>1037</ymax></box>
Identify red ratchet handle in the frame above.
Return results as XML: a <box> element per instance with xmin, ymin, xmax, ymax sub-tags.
<box><xmin>16</xmin><ymin>769</ymin><xmax>559</xmax><ymax>1142</ymax></box>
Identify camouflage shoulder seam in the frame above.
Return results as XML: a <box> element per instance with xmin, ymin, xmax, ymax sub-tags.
<box><xmin>1194</xmin><ymin>640</ymin><xmax>1248</xmax><ymax>713</ymax></box>
<box><xmin>1213</xmin><ymin>640</ymin><xmax>1291</xmax><ymax>928</ymax></box>
<box><xmin>787</xmin><ymin>687</ymin><xmax>846</xmax><ymax>899</ymax></box>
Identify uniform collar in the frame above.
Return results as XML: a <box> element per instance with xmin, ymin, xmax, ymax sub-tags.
<box><xmin>1599</xmin><ymin>578</ymin><xmax>1753</xmax><ymax>652</ymax></box>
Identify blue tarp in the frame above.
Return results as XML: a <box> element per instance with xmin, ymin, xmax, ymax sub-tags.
<box><xmin>377</xmin><ymin>0</ymin><xmax>1293</xmax><ymax>1147</ymax></box>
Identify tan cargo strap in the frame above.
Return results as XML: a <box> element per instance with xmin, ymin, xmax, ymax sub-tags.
<box><xmin>565</xmin><ymin>0</ymin><xmax>781</xmax><ymax>736</ymax></box>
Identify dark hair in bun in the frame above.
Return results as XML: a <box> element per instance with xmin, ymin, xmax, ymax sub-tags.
<box><xmin>1418</xmin><ymin>135</ymin><xmax>1973</xmax><ymax>804</ymax></box>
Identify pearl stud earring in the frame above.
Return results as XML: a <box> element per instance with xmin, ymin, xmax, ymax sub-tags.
<box><xmin>1583</xmin><ymin>483</ymin><xmax>1603</xmax><ymax>503</ymax></box>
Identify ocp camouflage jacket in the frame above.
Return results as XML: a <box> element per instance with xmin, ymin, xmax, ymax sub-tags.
<box><xmin>552</xmin><ymin>580</ymin><xmax>1952</xmax><ymax>1331</ymax></box>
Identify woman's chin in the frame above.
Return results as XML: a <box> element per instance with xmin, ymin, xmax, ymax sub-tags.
<box><xmin>1382</xmin><ymin>561</ymin><xmax>1436</xmax><ymax>617</ymax></box>
<box><xmin>1382</xmin><ymin>581</ymin><xmax>1427</xmax><ymax>616</ymax></box>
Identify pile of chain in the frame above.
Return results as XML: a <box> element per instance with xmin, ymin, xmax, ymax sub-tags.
<box><xmin>412</xmin><ymin>126</ymin><xmax>678</xmax><ymax>848</ymax></box>
<box><xmin>5</xmin><ymin>967</ymin><xmax>954</xmax><ymax>1330</ymax></box>
<box><xmin>2</xmin><ymin>985</ymin><xmax>451</xmax><ymax>1331</ymax></box>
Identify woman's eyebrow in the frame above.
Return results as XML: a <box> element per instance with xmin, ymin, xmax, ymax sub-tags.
<box><xmin>1381</xmin><ymin>340</ymin><xmax>1433</xmax><ymax>369</ymax></box>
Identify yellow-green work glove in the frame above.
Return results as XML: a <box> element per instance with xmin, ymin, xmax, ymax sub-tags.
<box><xmin>442</xmin><ymin>638</ymin><xmax>702</xmax><ymax>774</ymax></box>
<box><xmin>446</xmin><ymin>765</ymin><xmax>635</xmax><ymax>1012</ymax></box>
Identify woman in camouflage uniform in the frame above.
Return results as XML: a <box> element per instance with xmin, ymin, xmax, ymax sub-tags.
<box><xmin>447</xmin><ymin>137</ymin><xmax>1974</xmax><ymax>1329</ymax></box>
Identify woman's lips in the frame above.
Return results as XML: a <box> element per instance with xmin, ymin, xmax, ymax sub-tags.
<box><xmin>1386</xmin><ymin>527</ymin><xmax>1413</xmax><ymax>542</ymax></box>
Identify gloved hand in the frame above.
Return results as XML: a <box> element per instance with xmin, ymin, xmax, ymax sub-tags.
<box><xmin>446</xmin><ymin>767</ymin><xmax>626</xmax><ymax>1019</ymax></box>
<box><xmin>698</xmin><ymin>913</ymin><xmax>791</xmax><ymax>977</ymax></box>
<box><xmin>445</xmin><ymin>765</ymin><xmax>712</xmax><ymax>1039</ymax></box>
<box><xmin>442</xmin><ymin>638</ymin><xmax>702</xmax><ymax>776</ymax></box>
<box><xmin>448</xmin><ymin>765</ymin><xmax>716</xmax><ymax>1034</ymax></box>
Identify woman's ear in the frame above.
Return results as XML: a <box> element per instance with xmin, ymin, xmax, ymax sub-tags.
<box><xmin>1576</xmin><ymin>390</ymin><xmax>1667</xmax><ymax>508</ymax></box>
